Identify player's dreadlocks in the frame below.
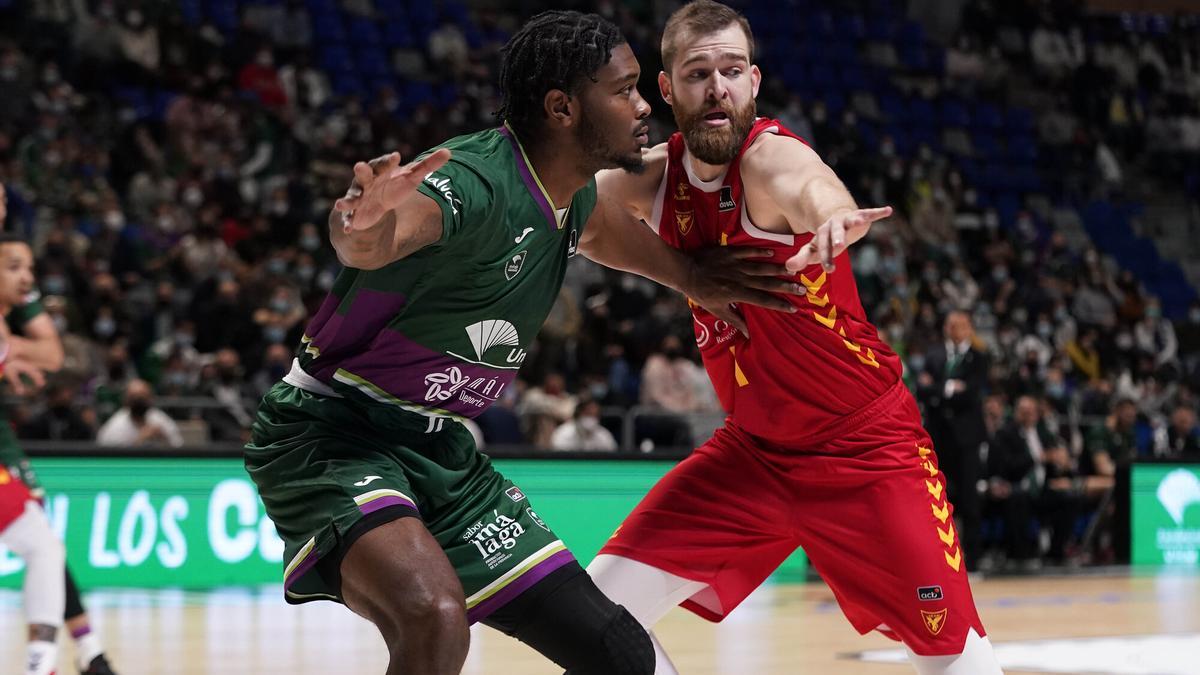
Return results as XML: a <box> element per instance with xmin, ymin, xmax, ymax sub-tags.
<box><xmin>496</xmin><ymin>11</ymin><xmax>626</xmax><ymax>141</ymax></box>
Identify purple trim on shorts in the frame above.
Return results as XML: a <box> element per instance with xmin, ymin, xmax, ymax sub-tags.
<box><xmin>357</xmin><ymin>494</ymin><xmax>418</xmax><ymax>516</ymax></box>
<box><xmin>497</xmin><ymin>125</ymin><xmax>557</xmax><ymax>230</ymax></box>
<box><xmin>70</xmin><ymin>625</ymin><xmax>91</xmax><ymax>639</ymax></box>
<box><xmin>284</xmin><ymin>550</ymin><xmax>320</xmax><ymax>591</ymax></box>
<box><xmin>466</xmin><ymin>549</ymin><xmax>576</xmax><ymax>624</ymax></box>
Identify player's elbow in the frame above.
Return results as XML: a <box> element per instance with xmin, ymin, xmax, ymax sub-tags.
<box><xmin>332</xmin><ymin>240</ymin><xmax>390</xmax><ymax>270</ymax></box>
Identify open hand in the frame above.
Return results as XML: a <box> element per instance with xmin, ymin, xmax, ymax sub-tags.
<box><xmin>686</xmin><ymin>247</ymin><xmax>801</xmax><ymax>337</ymax></box>
<box><xmin>333</xmin><ymin>149</ymin><xmax>452</xmax><ymax>233</ymax></box>
<box><xmin>785</xmin><ymin>206</ymin><xmax>893</xmax><ymax>273</ymax></box>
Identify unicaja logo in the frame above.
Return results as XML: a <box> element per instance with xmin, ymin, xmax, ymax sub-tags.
<box><xmin>1157</xmin><ymin>469</ymin><xmax>1200</xmax><ymax>526</ymax></box>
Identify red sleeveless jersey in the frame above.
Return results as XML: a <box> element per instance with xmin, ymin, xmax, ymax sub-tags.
<box><xmin>652</xmin><ymin>118</ymin><xmax>902</xmax><ymax>446</ymax></box>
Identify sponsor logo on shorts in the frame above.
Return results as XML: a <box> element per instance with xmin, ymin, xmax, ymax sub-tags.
<box><xmin>462</xmin><ymin>509</ymin><xmax>527</xmax><ymax>570</ymax></box>
<box><xmin>917</xmin><ymin>585</ymin><xmax>944</xmax><ymax>601</ymax></box>
<box><xmin>527</xmin><ymin>508</ymin><xmax>549</xmax><ymax>532</ymax></box>
<box><xmin>506</xmin><ymin>486</ymin><xmax>526</xmax><ymax>502</ymax></box>
<box><xmin>921</xmin><ymin>608</ymin><xmax>948</xmax><ymax>636</ymax></box>
<box><xmin>353</xmin><ymin>475</ymin><xmax>382</xmax><ymax>487</ymax></box>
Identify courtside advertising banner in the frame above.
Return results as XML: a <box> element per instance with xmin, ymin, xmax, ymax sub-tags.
<box><xmin>0</xmin><ymin>457</ymin><xmax>807</xmax><ymax>588</ymax></box>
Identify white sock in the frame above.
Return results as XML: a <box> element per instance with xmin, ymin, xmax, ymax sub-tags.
<box><xmin>26</xmin><ymin>639</ymin><xmax>58</xmax><ymax>675</ymax></box>
<box><xmin>75</xmin><ymin>632</ymin><xmax>103</xmax><ymax>669</ymax></box>
<box><xmin>906</xmin><ymin>628</ymin><xmax>1003</xmax><ymax>674</ymax></box>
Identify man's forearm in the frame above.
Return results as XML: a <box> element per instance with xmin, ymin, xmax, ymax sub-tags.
<box><xmin>579</xmin><ymin>201</ymin><xmax>695</xmax><ymax>295</ymax></box>
<box><xmin>328</xmin><ymin>208</ymin><xmax>398</xmax><ymax>270</ymax></box>
<box><xmin>799</xmin><ymin>174</ymin><xmax>859</xmax><ymax>230</ymax></box>
<box><xmin>9</xmin><ymin>336</ymin><xmax>62</xmax><ymax>371</ymax></box>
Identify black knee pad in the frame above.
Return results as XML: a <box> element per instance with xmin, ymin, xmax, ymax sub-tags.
<box><xmin>569</xmin><ymin>605</ymin><xmax>654</xmax><ymax>675</ymax></box>
<box><xmin>483</xmin><ymin>564</ymin><xmax>654</xmax><ymax>675</ymax></box>
<box><xmin>64</xmin><ymin>567</ymin><xmax>86</xmax><ymax>620</ymax></box>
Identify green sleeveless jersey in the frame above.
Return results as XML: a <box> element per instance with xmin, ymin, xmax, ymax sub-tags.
<box><xmin>297</xmin><ymin>125</ymin><xmax>594</xmax><ymax>419</ymax></box>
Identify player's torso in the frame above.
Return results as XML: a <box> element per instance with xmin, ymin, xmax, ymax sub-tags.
<box><xmin>299</xmin><ymin>129</ymin><xmax>590</xmax><ymax>419</ymax></box>
<box><xmin>651</xmin><ymin>119</ymin><xmax>902</xmax><ymax>446</ymax></box>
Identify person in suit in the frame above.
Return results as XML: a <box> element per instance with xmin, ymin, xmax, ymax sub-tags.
<box><xmin>985</xmin><ymin>395</ymin><xmax>1083</xmax><ymax>566</ymax></box>
<box><xmin>918</xmin><ymin>310</ymin><xmax>990</xmax><ymax>570</ymax></box>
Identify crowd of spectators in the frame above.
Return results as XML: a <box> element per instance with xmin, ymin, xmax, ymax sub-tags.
<box><xmin>0</xmin><ymin>0</ymin><xmax>1198</xmax><ymax>569</ymax></box>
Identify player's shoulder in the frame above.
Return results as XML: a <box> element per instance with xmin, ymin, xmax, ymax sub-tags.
<box><xmin>742</xmin><ymin>130</ymin><xmax>818</xmax><ymax>179</ymax></box>
<box><xmin>596</xmin><ymin>142</ymin><xmax>668</xmax><ymax>215</ymax></box>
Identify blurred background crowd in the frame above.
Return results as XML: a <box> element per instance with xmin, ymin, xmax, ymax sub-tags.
<box><xmin>0</xmin><ymin>0</ymin><xmax>1198</xmax><ymax>570</ymax></box>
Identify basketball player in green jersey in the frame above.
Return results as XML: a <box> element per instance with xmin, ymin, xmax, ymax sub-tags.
<box><xmin>0</xmin><ymin>190</ymin><xmax>118</xmax><ymax>675</ymax></box>
<box><xmin>244</xmin><ymin>11</ymin><xmax>796</xmax><ymax>675</ymax></box>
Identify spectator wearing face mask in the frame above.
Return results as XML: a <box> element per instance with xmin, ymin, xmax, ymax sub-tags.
<box><xmin>96</xmin><ymin>378</ymin><xmax>183</xmax><ymax>447</ymax></box>
<box><xmin>251</xmin><ymin>343</ymin><xmax>293</xmax><ymax>398</ymax></box>
<box><xmin>18</xmin><ymin>380</ymin><xmax>96</xmax><ymax>441</ymax></box>
<box><xmin>550</xmin><ymin>397</ymin><xmax>617</xmax><ymax>452</ymax></box>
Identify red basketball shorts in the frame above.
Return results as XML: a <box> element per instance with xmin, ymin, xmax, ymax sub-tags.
<box><xmin>0</xmin><ymin>465</ymin><xmax>35</xmax><ymax>533</ymax></box>
<box><xmin>599</xmin><ymin>382</ymin><xmax>986</xmax><ymax>655</ymax></box>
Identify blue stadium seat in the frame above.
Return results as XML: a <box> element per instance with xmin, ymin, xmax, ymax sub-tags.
<box><xmin>180</xmin><ymin>0</ymin><xmax>202</xmax><ymax>24</ymax></box>
<box><xmin>971</xmin><ymin>132</ymin><xmax>1000</xmax><ymax>159</ymax></box>
<box><xmin>404</xmin><ymin>81</ymin><xmax>435</xmax><ymax>106</ymax></box>
<box><xmin>319</xmin><ymin>45</ymin><xmax>355</xmax><ymax>75</ymax></box>
<box><xmin>897</xmin><ymin>19</ymin><xmax>925</xmax><ymax>46</ymax></box>
<box><xmin>383</xmin><ymin>21</ymin><xmax>414</xmax><ymax>48</ymax></box>
<box><xmin>908</xmin><ymin>97</ymin><xmax>936</xmax><ymax>126</ymax></box>
<box><xmin>355</xmin><ymin>47</ymin><xmax>391</xmax><ymax>77</ymax></box>
<box><xmin>973</xmin><ymin>103</ymin><xmax>1004</xmax><ymax>131</ymax></box>
<box><xmin>807</xmin><ymin>11</ymin><xmax>836</xmax><ymax>38</ymax></box>
<box><xmin>939</xmin><ymin>98</ymin><xmax>970</xmax><ymax>128</ymax></box>
<box><xmin>834</xmin><ymin>13</ymin><xmax>867</xmax><ymax>41</ymax></box>
<box><xmin>331</xmin><ymin>74</ymin><xmax>366</xmax><ymax>98</ymax></box>
<box><xmin>347</xmin><ymin>18</ymin><xmax>382</xmax><ymax>45</ymax></box>
<box><xmin>1006</xmin><ymin>108</ymin><xmax>1035</xmax><ymax>134</ymax></box>
<box><xmin>311</xmin><ymin>11</ymin><xmax>347</xmax><ymax>43</ymax></box>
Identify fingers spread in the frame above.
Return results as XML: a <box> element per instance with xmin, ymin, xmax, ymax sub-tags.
<box><xmin>333</xmin><ymin>196</ymin><xmax>359</xmax><ymax>213</ymax></box>
<box><xmin>830</xmin><ymin>216</ymin><xmax>846</xmax><ymax>251</ymax></box>
<box><xmin>816</xmin><ymin>228</ymin><xmax>833</xmax><ymax>272</ymax></box>
<box><xmin>352</xmin><ymin>161</ymin><xmax>375</xmax><ymax>187</ymax></box>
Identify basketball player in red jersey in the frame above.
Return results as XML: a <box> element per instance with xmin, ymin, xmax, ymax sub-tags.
<box><xmin>587</xmin><ymin>3</ymin><xmax>1002</xmax><ymax>673</ymax></box>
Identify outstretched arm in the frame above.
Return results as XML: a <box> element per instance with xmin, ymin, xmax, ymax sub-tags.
<box><xmin>329</xmin><ymin>150</ymin><xmax>452</xmax><ymax>270</ymax></box>
<box><xmin>742</xmin><ymin>135</ymin><xmax>892</xmax><ymax>273</ymax></box>
<box><xmin>583</xmin><ymin>174</ymin><xmax>797</xmax><ymax>336</ymax></box>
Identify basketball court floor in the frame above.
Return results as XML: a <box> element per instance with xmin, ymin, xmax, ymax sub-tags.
<box><xmin>2</xmin><ymin>571</ymin><xmax>1198</xmax><ymax>674</ymax></box>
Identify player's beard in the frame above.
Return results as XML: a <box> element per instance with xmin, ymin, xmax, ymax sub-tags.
<box><xmin>675</xmin><ymin>97</ymin><xmax>756</xmax><ymax>165</ymax></box>
<box><xmin>577</xmin><ymin>110</ymin><xmax>646</xmax><ymax>174</ymax></box>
